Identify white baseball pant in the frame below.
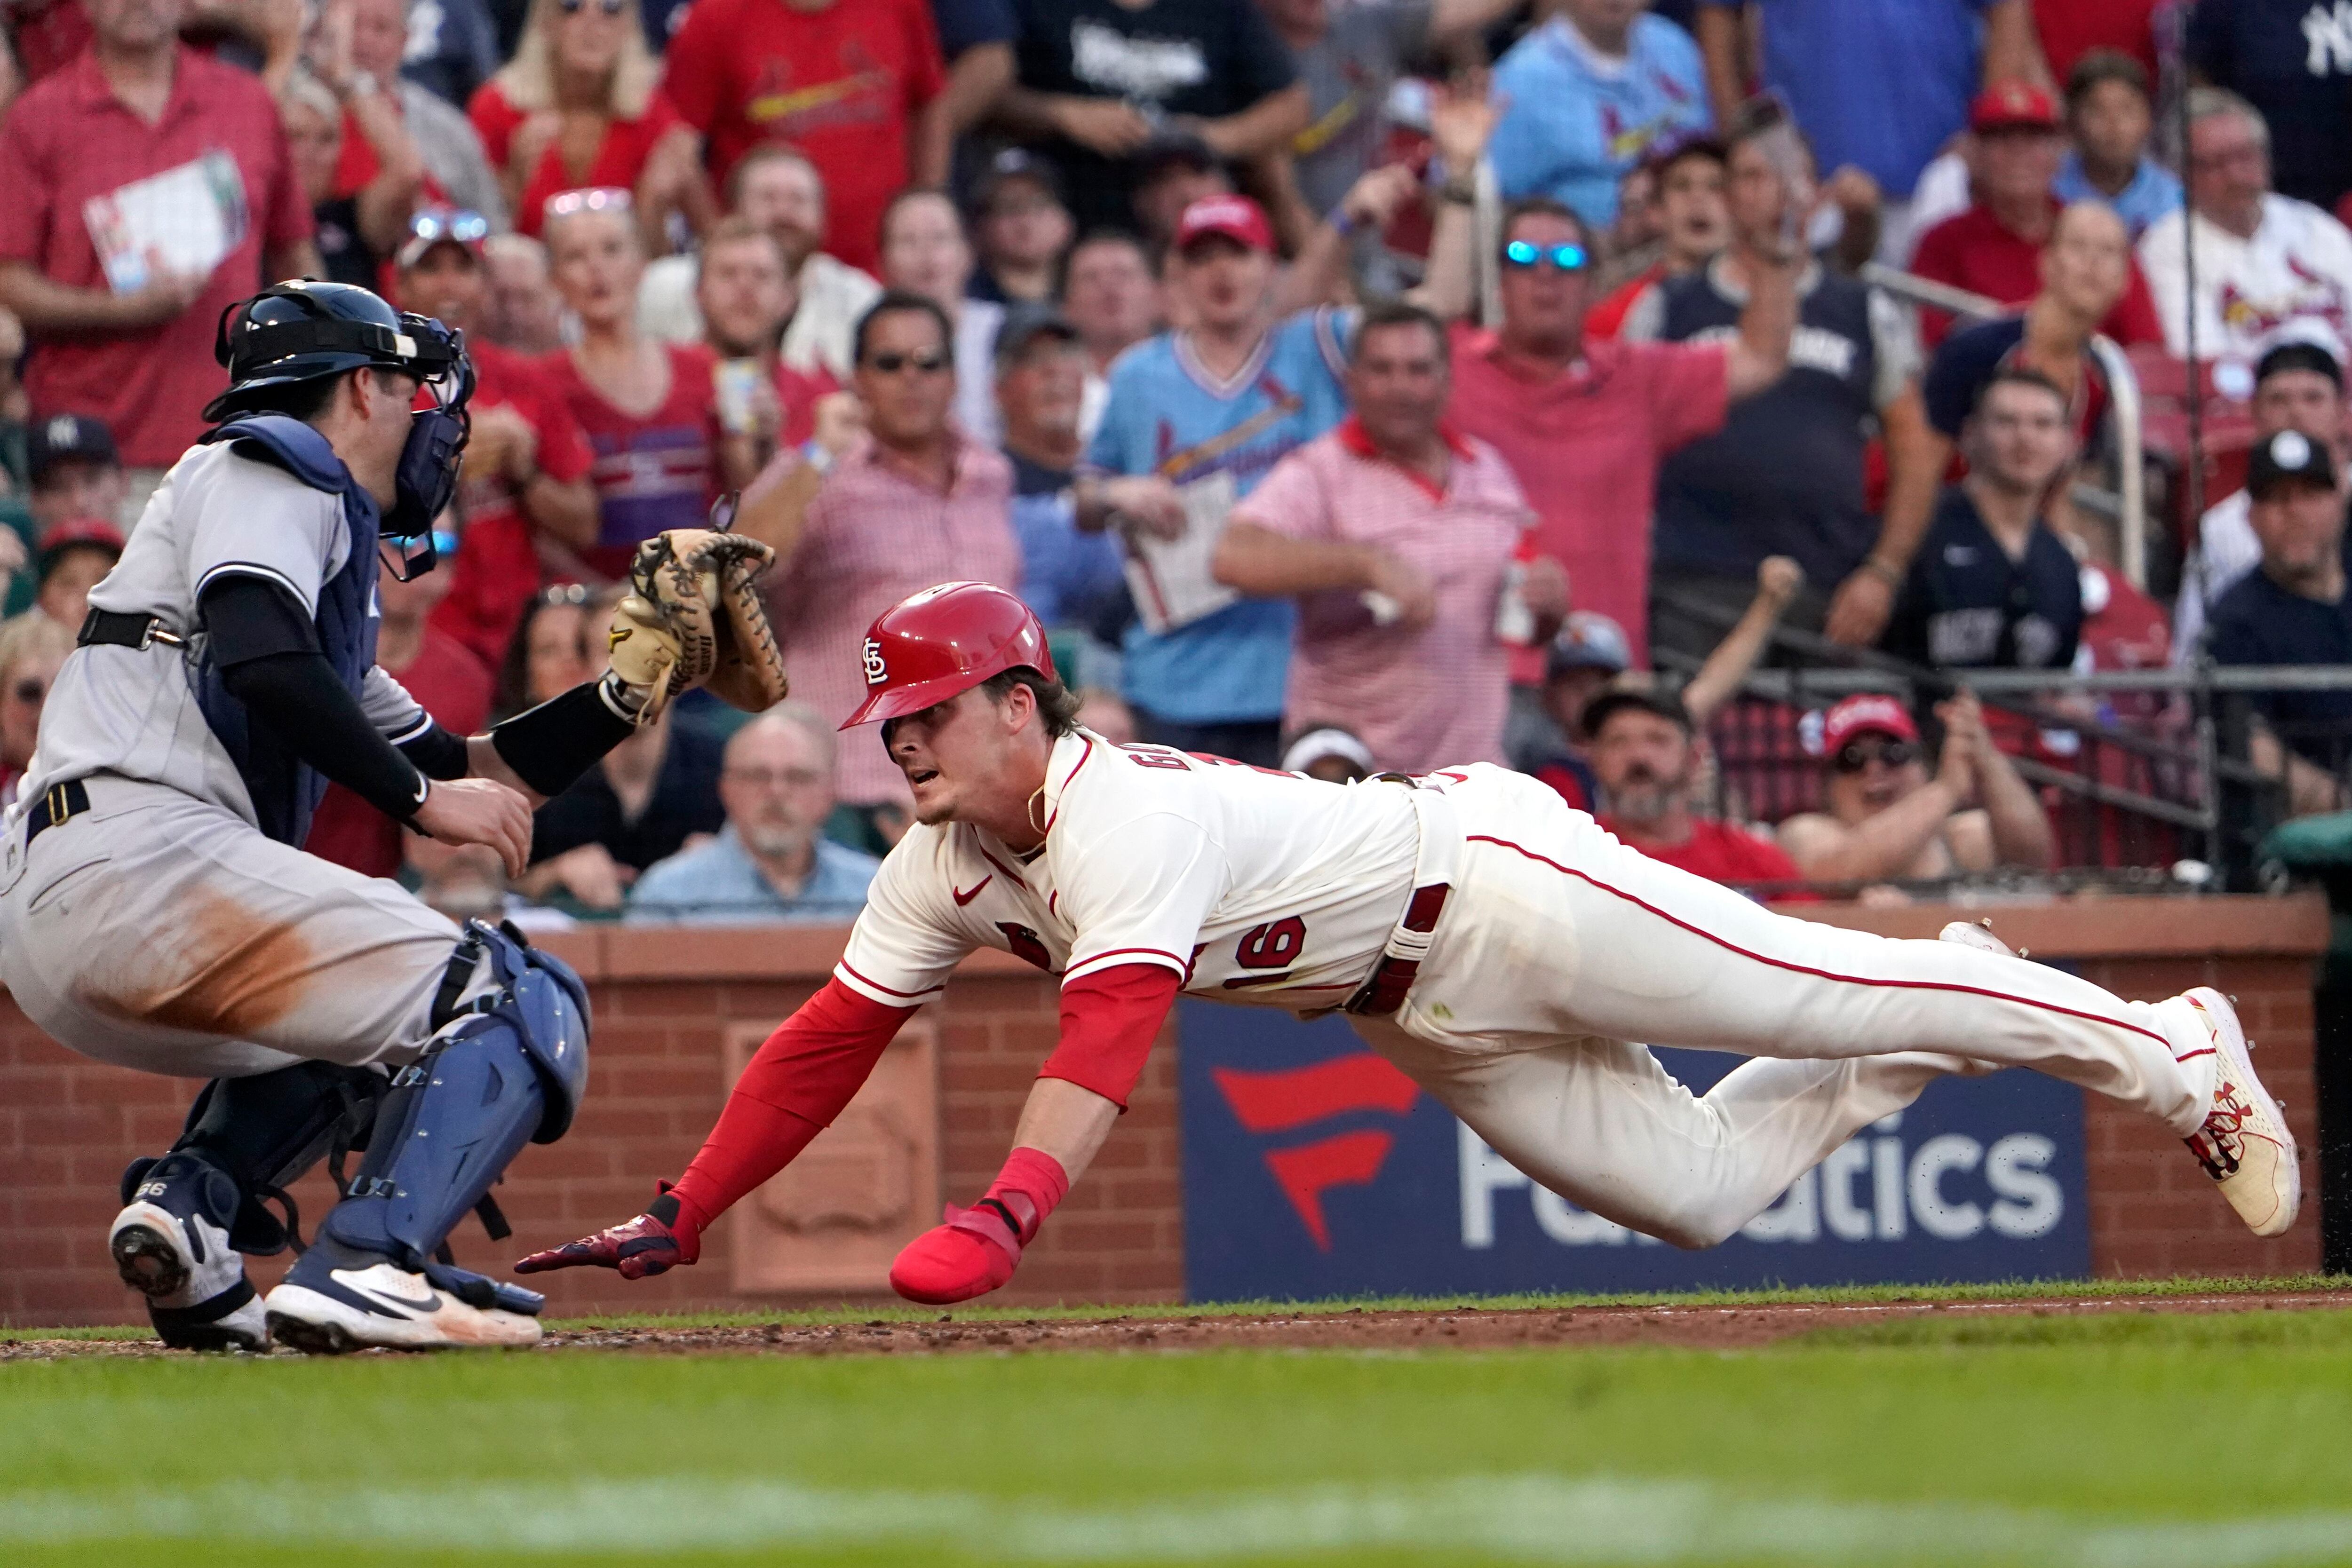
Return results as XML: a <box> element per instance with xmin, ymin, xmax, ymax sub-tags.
<box><xmin>0</xmin><ymin>776</ymin><xmax>477</xmax><ymax>1078</ymax></box>
<box><xmin>1349</xmin><ymin>768</ymin><xmax>2217</xmax><ymax>1249</ymax></box>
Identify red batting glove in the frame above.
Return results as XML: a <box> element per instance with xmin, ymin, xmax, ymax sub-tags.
<box><xmin>515</xmin><ymin>1183</ymin><xmax>701</xmax><ymax>1279</ymax></box>
<box><xmin>890</xmin><ymin>1147</ymin><xmax>1070</xmax><ymax>1306</ymax></box>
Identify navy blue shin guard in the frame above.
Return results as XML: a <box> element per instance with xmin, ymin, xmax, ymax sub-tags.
<box><xmin>318</xmin><ymin>923</ymin><xmax>589</xmax><ymax>1275</ymax></box>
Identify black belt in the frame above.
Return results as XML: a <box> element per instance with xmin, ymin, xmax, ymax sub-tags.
<box><xmin>77</xmin><ymin>607</ymin><xmax>185</xmax><ymax>651</ymax></box>
<box><xmin>24</xmin><ymin>778</ymin><xmax>90</xmax><ymax>851</ymax></box>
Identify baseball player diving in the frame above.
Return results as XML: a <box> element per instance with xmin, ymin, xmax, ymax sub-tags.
<box><xmin>525</xmin><ymin>581</ymin><xmax>2296</xmax><ymax>1305</ymax></box>
<box><xmin>0</xmin><ymin>280</ymin><xmax>785</xmax><ymax>1352</ymax></box>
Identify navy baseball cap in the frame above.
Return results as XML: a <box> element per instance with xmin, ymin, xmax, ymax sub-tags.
<box><xmin>993</xmin><ymin>301</ymin><xmax>1081</xmax><ymax>372</ymax></box>
<box><xmin>971</xmin><ymin>147</ymin><xmax>1065</xmax><ymax>214</ymax></box>
<box><xmin>2247</xmin><ymin>429</ymin><xmax>2339</xmax><ymax>499</ymax></box>
<box><xmin>27</xmin><ymin>414</ymin><xmax>119</xmax><ymax>486</ymax></box>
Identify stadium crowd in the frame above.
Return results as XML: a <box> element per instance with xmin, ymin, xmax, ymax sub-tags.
<box><xmin>4</xmin><ymin>0</ymin><xmax>2352</xmax><ymax>916</ymax></box>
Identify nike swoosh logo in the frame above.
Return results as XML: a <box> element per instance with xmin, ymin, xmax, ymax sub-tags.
<box><xmin>338</xmin><ymin>1271</ymin><xmax>440</xmax><ymax>1315</ymax></box>
<box><xmin>952</xmin><ymin>876</ymin><xmax>992</xmax><ymax>907</ymax></box>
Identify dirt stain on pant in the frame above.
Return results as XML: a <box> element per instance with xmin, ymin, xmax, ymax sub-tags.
<box><xmin>82</xmin><ymin>887</ymin><xmax>320</xmax><ymax>1039</ymax></box>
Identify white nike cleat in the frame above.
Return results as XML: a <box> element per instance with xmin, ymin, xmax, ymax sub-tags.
<box><xmin>1939</xmin><ymin>919</ymin><xmax>2017</xmax><ymax>957</ymax></box>
<box><xmin>110</xmin><ymin>1157</ymin><xmax>270</xmax><ymax>1353</ymax></box>
<box><xmin>264</xmin><ymin>1260</ymin><xmax>543</xmax><ymax>1354</ymax></box>
<box><xmin>2171</xmin><ymin>988</ymin><xmax>2300</xmax><ymax>1238</ymax></box>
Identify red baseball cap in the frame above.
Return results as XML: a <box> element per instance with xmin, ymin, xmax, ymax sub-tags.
<box><xmin>841</xmin><ymin>581</ymin><xmax>1058</xmax><ymax>729</ymax></box>
<box><xmin>1970</xmin><ymin>81</ymin><xmax>2060</xmax><ymax>133</ymax></box>
<box><xmin>1817</xmin><ymin>694</ymin><xmax>1919</xmax><ymax>758</ymax></box>
<box><xmin>1174</xmin><ymin>196</ymin><xmax>1275</xmax><ymax>256</ymax></box>
<box><xmin>37</xmin><ymin>517</ymin><xmax>127</xmax><ymax>582</ymax></box>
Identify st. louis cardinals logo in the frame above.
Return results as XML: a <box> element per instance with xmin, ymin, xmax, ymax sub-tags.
<box><xmin>862</xmin><ymin>637</ymin><xmax>887</xmax><ymax>687</ymax></box>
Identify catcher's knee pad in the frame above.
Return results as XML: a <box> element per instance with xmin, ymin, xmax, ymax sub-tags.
<box><xmin>319</xmin><ymin>923</ymin><xmax>589</xmax><ymax>1268</ymax></box>
<box><xmin>122</xmin><ymin>1061</ymin><xmax>389</xmax><ymax>1256</ymax></box>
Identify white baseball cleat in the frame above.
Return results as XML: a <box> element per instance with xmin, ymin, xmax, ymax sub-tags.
<box><xmin>2171</xmin><ymin>988</ymin><xmax>2300</xmax><ymax>1238</ymax></box>
<box><xmin>110</xmin><ymin>1156</ymin><xmax>270</xmax><ymax>1353</ymax></box>
<box><xmin>1938</xmin><ymin>919</ymin><xmax>2017</xmax><ymax>957</ymax></box>
<box><xmin>264</xmin><ymin>1260</ymin><xmax>543</xmax><ymax>1354</ymax></box>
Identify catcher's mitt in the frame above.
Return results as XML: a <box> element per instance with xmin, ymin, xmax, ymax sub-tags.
<box><xmin>609</xmin><ymin>526</ymin><xmax>788</xmax><ymax>721</ymax></box>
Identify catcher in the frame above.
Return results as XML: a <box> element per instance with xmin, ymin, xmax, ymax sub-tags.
<box><xmin>0</xmin><ymin>281</ymin><xmax>786</xmax><ymax>1353</ymax></box>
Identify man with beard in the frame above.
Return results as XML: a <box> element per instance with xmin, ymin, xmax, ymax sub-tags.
<box><xmin>1583</xmin><ymin>685</ymin><xmax>1811</xmax><ymax>895</ymax></box>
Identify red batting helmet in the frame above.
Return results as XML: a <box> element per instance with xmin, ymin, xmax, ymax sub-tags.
<box><xmin>840</xmin><ymin>581</ymin><xmax>1059</xmax><ymax>729</ymax></box>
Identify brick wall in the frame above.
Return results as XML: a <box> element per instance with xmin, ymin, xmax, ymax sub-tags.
<box><xmin>0</xmin><ymin>898</ymin><xmax>2326</xmax><ymax>1328</ymax></box>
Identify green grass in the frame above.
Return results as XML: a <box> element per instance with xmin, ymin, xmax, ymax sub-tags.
<box><xmin>8</xmin><ymin>1299</ymin><xmax>2352</xmax><ymax>1567</ymax></box>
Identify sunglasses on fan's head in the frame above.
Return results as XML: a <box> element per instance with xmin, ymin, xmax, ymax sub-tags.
<box><xmin>1502</xmin><ymin>239</ymin><xmax>1589</xmax><ymax>273</ymax></box>
<box><xmin>544</xmin><ymin>187</ymin><xmax>634</xmax><ymax>222</ymax></box>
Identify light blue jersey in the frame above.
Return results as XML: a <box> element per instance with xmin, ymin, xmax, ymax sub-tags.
<box><xmin>1089</xmin><ymin>308</ymin><xmax>1353</xmax><ymax>725</ymax></box>
<box><xmin>1487</xmin><ymin>16</ymin><xmax>1710</xmax><ymax>231</ymax></box>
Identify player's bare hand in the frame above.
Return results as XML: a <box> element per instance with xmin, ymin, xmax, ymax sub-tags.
<box><xmin>1101</xmin><ymin>475</ymin><xmax>1188</xmax><ymax>540</ymax></box>
<box><xmin>1054</xmin><ymin>97</ymin><xmax>1153</xmax><ymax>157</ymax></box>
<box><xmin>1823</xmin><ymin>567</ymin><xmax>1895</xmax><ymax>647</ymax></box>
<box><xmin>414</xmin><ymin>776</ymin><xmax>534</xmax><ymax>880</ymax></box>
<box><xmin>1756</xmin><ymin>555</ymin><xmax>1805</xmax><ymax>611</ymax></box>
<box><xmin>1366</xmin><ymin>553</ymin><xmax>1438</xmax><ymax>632</ymax></box>
<box><xmin>516</xmin><ymin>1198</ymin><xmax>697</xmax><ymax>1278</ymax></box>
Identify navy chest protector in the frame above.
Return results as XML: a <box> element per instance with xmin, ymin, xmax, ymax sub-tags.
<box><xmin>191</xmin><ymin>415</ymin><xmax>383</xmax><ymax>848</ymax></box>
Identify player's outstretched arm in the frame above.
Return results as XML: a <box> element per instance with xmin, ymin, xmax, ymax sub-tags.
<box><xmin>515</xmin><ymin>978</ymin><xmax>915</xmax><ymax>1277</ymax></box>
<box><xmin>888</xmin><ymin>965</ymin><xmax>1178</xmax><ymax>1306</ymax></box>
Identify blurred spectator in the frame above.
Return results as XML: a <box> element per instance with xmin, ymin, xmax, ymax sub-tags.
<box><xmin>1125</xmin><ymin>131</ymin><xmax>1233</xmax><ymax>257</ymax></box>
<box><xmin>2177</xmin><ymin>339</ymin><xmax>2352</xmax><ymax>659</ymax></box>
<box><xmin>469</xmin><ymin>0</ymin><xmax>704</xmax><ymax>244</ymax></box>
<box><xmin>1694</xmin><ymin>0</ymin><xmax>2049</xmax><ymax>262</ymax></box>
<box><xmin>321</xmin><ymin>0</ymin><xmax>508</xmax><ymax>229</ymax></box>
<box><xmin>1584</xmin><ymin>685</ymin><xmax>1810</xmax><ymax>893</ymax></box>
<box><xmin>1907</xmin><ymin>83</ymin><xmax>2163</xmax><ymax>349</ymax></box>
<box><xmin>2185</xmin><ymin>0</ymin><xmax>2352</xmax><ymax>217</ymax></box>
<box><xmin>1777</xmin><ymin>689</ymin><xmax>2054</xmax><ymax>887</ymax></box>
<box><xmin>1882</xmin><ymin>369</ymin><xmax>2082</xmax><ymax>672</ymax></box>
<box><xmin>483</xmin><ymin>233</ymin><xmax>565</xmax><ymax>351</ymax></box>
<box><xmin>2032</xmin><ymin>0</ymin><xmax>2157</xmax><ymax>84</ymax></box>
<box><xmin>0</xmin><ymin>609</ymin><xmax>67</xmax><ymax>808</ymax></box>
<box><xmin>396</xmin><ymin>208</ymin><xmax>601</xmax><ymax>668</ymax></box>
<box><xmin>1280</xmin><ymin>725</ymin><xmax>1373</xmax><ymax>783</ymax></box>
<box><xmin>1626</xmin><ymin>113</ymin><xmax>1930</xmax><ymax>657</ymax></box>
<box><xmin>2209</xmin><ymin>428</ymin><xmax>2352</xmax><ymax>814</ymax></box>
<box><xmin>1076</xmin><ymin>192</ymin><xmax>1372</xmax><ymax>765</ymax></box>
<box><xmin>994</xmin><ymin>303</ymin><xmax>1125</xmax><ymax>637</ymax></box>
<box><xmin>401</xmin><ymin>0</ymin><xmax>501</xmax><ymax>111</ymax></box>
<box><xmin>660</xmin><ymin>0</ymin><xmax>948</xmax><ymax>272</ymax></box>
<box><xmin>1449</xmin><ymin>191</ymin><xmax>1790</xmax><ymax>675</ymax></box>
<box><xmin>1587</xmin><ymin>133</ymin><xmax>1728</xmax><ymax>341</ymax></box>
<box><xmin>1524</xmin><ymin>556</ymin><xmax>1801</xmax><ymax>809</ymax></box>
<box><xmin>881</xmin><ymin>188</ymin><xmax>1004</xmax><ymax>443</ymax></box>
<box><xmin>966</xmin><ymin>147</ymin><xmax>1071</xmax><ymax>306</ymax></box>
<box><xmin>696</xmin><ymin>217</ymin><xmax>842</xmax><ymax>476</ymax></box>
<box><xmin>307</xmin><ymin>548</ymin><xmax>496</xmax><ymax>878</ymax></box>
<box><xmin>29</xmin><ymin>517</ymin><xmax>123</xmax><ymax>630</ymax></box>
<box><xmin>1216</xmin><ymin>301</ymin><xmax>1564</xmax><ymax>772</ymax></box>
<box><xmin>996</xmin><ymin>0</ymin><xmax>1304</xmax><ymax>235</ymax></box>
<box><xmin>24</xmin><ymin>413</ymin><xmax>128</xmax><ymax>532</ymax></box>
<box><xmin>1488</xmin><ymin>0</ymin><xmax>1712</xmax><ymax>233</ymax></box>
<box><xmin>759</xmin><ymin>292</ymin><xmax>1018</xmax><ymax>847</ymax></box>
<box><xmin>0</xmin><ymin>0</ymin><xmax>317</xmax><ymax>511</ymax></box>
<box><xmin>2052</xmin><ymin>48</ymin><xmax>2178</xmax><ymax>240</ymax></box>
<box><xmin>625</xmin><ymin>705</ymin><xmax>882</xmax><ymax>923</ymax></box>
<box><xmin>408</xmin><ymin>830</ymin><xmax>578</xmax><ymax>930</ymax></box>
<box><xmin>280</xmin><ymin>65</ymin><xmax>414</xmax><ymax>289</ymax></box>
<box><xmin>2140</xmin><ymin>91</ymin><xmax>2352</xmax><ymax>361</ymax></box>
<box><xmin>932</xmin><ymin>0</ymin><xmax>1017</xmax><ymax>141</ymax></box>
<box><xmin>541</xmin><ymin>193</ymin><xmax>743</xmax><ymax>578</ymax></box>
<box><xmin>1260</xmin><ymin>0</ymin><xmax>1515</xmax><ymax>246</ymax></box>
<box><xmin>641</xmin><ymin>147</ymin><xmax>884</xmax><ymax>380</ymax></box>
<box><xmin>5</xmin><ymin>0</ymin><xmax>89</xmax><ymax>89</ymax></box>
<box><xmin>1060</xmin><ymin>227</ymin><xmax>1160</xmax><ymax>392</ymax></box>
<box><xmin>492</xmin><ymin>580</ymin><xmax>595</xmax><ymax>721</ymax></box>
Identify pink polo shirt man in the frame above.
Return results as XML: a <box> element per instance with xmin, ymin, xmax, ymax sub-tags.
<box><xmin>0</xmin><ymin>47</ymin><xmax>311</xmax><ymax>468</ymax></box>
<box><xmin>1445</xmin><ymin>325</ymin><xmax>1728</xmax><ymax>673</ymax></box>
<box><xmin>1233</xmin><ymin>417</ymin><xmax>1535</xmax><ymax>772</ymax></box>
<box><xmin>771</xmin><ymin>431</ymin><xmax>1020</xmax><ymax>808</ymax></box>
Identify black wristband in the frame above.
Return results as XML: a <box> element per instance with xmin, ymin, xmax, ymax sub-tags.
<box><xmin>398</xmin><ymin>721</ymin><xmax>472</xmax><ymax>781</ymax></box>
<box><xmin>489</xmin><ymin>674</ymin><xmax>641</xmax><ymax>799</ymax></box>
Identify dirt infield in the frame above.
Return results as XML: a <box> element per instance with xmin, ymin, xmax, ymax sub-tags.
<box><xmin>8</xmin><ymin>1287</ymin><xmax>2349</xmax><ymax>1360</ymax></box>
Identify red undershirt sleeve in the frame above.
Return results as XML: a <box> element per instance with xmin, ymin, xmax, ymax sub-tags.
<box><xmin>1039</xmin><ymin>963</ymin><xmax>1183</xmax><ymax>1110</ymax></box>
<box><xmin>668</xmin><ymin>977</ymin><xmax>915</xmax><ymax>1234</ymax></box>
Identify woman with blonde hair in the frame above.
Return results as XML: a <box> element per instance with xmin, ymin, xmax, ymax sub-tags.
<box><xmin>468</xmin><ymin>0</ymin><xmax>706</xmax><ymax>244</ymax></box>
<box><xmin>0</xmin><ymin>611</ymin><xmax>70</xmax><ymax>809</ymax></box>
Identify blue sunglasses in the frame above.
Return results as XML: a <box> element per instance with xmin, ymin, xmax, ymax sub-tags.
<box><xmin>1502</xmin><ymin>240</ymin><xmax>1589</xmax><ymax>273</ymax></box>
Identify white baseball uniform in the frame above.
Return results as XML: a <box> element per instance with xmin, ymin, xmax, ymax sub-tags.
<box><xmin>0</xmin><ymin>442</ymin><xmax>475</xmax><ymax>1079</ymax></box>
<box><xmin>840</xmin><ymin>731</ymin><xmax>2219</xmax><ymax>1247</ymax></box>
